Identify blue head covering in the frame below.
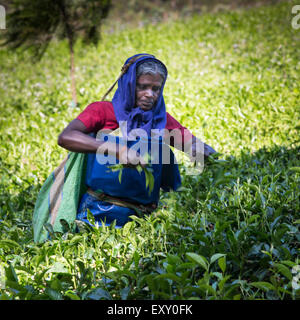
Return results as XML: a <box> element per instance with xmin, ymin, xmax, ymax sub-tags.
<box><xmin>111</xmin><ymin>53</ymin><xmax>168</xmax><ymax>138</ymax></box>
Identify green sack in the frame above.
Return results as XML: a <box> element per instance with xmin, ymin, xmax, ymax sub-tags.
<box><xmin>32</xmin><ymin>152</ymin><xmax>87</xmax><ymax>243</ymax></box>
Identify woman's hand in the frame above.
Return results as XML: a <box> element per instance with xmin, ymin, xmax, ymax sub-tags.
<box><xmin>190</xmin><ymin>138</ymin><xmax>217</xmax><ymax>162</ymax></box>
<box><xmin>204</xmin><ymin>143</ymin><xmax>217</xmax><ymax>158</ymax></box>
<box><xmin>118</xmin><ymin>145</ymin><xmax>147</xmax><ymax>168</ymax></box>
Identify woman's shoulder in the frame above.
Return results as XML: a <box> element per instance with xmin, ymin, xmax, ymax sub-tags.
<box><xmin>166</xmin><ymin>112</ymin><xmax>185</xmax><ymax>129</ymax></box>
<box><xmin>85</xmin><ymin>100</ymin><xmax>113</xmax><ymax>111</ymax></box>
<box><xmin>82</xmin><ymin>101</ymin><xmax>115</xmax><ymax>118</ymax></box>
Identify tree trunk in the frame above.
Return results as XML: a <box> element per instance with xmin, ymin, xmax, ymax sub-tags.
<box><xmin>57</xmin><ymin>0</ymin><xmax>77</xmax><ymax>106</ymax></box>
<box><xmin>69</xmin><ymin>39</ymin><xmax>77</xmax><ymax>106</ymax></box>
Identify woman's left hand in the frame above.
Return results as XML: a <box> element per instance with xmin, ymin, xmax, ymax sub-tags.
<box><xmin>204</xmin><ymin>143</ymin><xmax>217</xmax><ymax>158</ymax></box>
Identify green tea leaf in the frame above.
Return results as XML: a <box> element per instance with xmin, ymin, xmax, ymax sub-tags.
<box><xmin>218</xmin><ymin>256</ymin><xmax>226</xmax><ymax>273</ymax></box>
<box><xmin>273</xmin><ymin>263</ymin><xmax>292</xmax><ymax>280</ymax></box>
<box><xmin>120</xmin><ymin>286</ymin><xmax>131</xmax><ymax>300</ymax></box>
<box><xmin>0</xmin><ymin>239</ymin><xmax>21</xmax><ymax>250</ymax></box>
<box><xmin>5</xmin><ymin>264</ymin><xmax>18</xmax><ymax>283</ymax></box>
<box><xmin>46</xmin><ymin>262</ymin><xmax>69</xmax><ymax>274</ymax></box>
<box><xmin>88</xmin><ymin>288</ymin><xmax>112</xmax><ymax>300</ymax></box>
<box><xmin>45</xmin><ymin>287</ymin><xmax>63</xmax><ymax>300</ymax></box>
<box><xmin>210</xmin><ymin>253</ymin><xmax>226</xmax><ymax>265</ymax></box>
<box><xmin>64</xmin><ymin>290</ymin><xmax>81</xmax><ymax>300</ymax></box>
<box><xmin>186</xmin><ymin>253</ymin><xmax>209</xmax><ymax>271</ymax></box>
<box><xmin>86</xmin><ymin>208</ymin><xmax>95</xmax><ymax>226</ymax></box>
<box><xmin>155</xmin><ymin>273</ymin><xmax>181</xmax><ymax>282</ymax></box>
<box><xmin>118</xmin><ymin>169</ymin><xmax>123</xmax><ymax>183</ymax></box>
<box><xmin>250</xmin><ymin>282</ymin><xmax>276</xmax><ymax>292</ymax></box>
<box><xmin>289</xmin><ymin>167</ymin><xmax>300</xmax><ymax>173</ymax></box>
<box><xmin>59</xmin><ymin>219</ymin><xmax>71</xmax><ymax>233</ymax></box>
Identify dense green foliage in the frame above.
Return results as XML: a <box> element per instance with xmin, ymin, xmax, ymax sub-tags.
<box><xmin>0</xmin><ymin>1</ymin><xmax>299</xmax><ymax>300</ymax></box>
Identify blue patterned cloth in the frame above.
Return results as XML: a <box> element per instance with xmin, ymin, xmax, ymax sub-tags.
<box><xmin>77</xmin><ymin>193</ymin><xmax>134</xmax><ymax>228</ymax></box>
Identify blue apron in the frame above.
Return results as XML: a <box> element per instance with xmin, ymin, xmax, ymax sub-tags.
<box><xmin>77</xmin><ymin>135</ymin><xmax>181</xmax><ymax>227</ymax></box>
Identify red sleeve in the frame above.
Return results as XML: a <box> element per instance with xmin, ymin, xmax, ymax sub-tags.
<box><xmin>76</xmin><ymin>101</ymin><xmax>107</xmax><ymax>133</ymax></box>
<box><xmin>166</xmin><ymin>112</ymin><xmax>194</xmax><ymax>149</ymax></box>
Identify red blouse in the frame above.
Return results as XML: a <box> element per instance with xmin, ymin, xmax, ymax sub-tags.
<box><xmin>76</xmin><ymin>101</ymin><xmax>194</xmax><ymax>148</ymax></box>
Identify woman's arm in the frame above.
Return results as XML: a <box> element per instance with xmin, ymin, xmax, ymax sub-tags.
<box><xmin>165</xmin><ymin>112</ymin><xmax>217</xmax><ymax>159</ymax></box>
<box><xmin>58</xmin><ymin>119</ymin><xmax>102</xmax><ymax>153</ymax></box>
<box><xmin>58</xmin><ymin>119</ymin><xmax>146</xmax><ymax>167</ymax></box>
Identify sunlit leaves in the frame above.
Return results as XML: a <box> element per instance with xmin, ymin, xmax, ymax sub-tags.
<box><xmin>0</xmin><ymin>1</ymin><xmax>299</xmax><ymax>300</ymax></box>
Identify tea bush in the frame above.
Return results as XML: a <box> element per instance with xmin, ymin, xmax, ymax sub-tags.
<box><xmin>0</xmin><ymin>1</ymin><xmax>299</xmax><ymax>300</ymax></box>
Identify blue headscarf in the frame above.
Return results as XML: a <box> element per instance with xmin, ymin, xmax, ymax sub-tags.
<box><xmin>112</xmin><ymin>53</ymin><xmax>168</xmax><ymax>138</ymax></box>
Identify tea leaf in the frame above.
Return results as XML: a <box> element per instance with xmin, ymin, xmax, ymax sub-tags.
<box><xmin>218</xmin><ymin>256</ymin><xmax>226</xmax><ymax>273</ymax></box>
<box><xmin>46</xmin><ymin>262</ymin><xmax>69</xmax><ymax>274</ymax></box>
<box><xmin>273</xmin><ymin>263</ymin><xmax>292</xmax><ymax>280</ymax></box>
<box><xmin>186</xmin><ymin>253</ymin><xmax>209</xmax><ymax>271</ymax></box>
<box><xmin>210</xmin><ymin>253</ymin><xmax>226</xmax><ymax>265</ymax></box>
<box><xmin>86</xmin><ymin>208</ymin><xmax>95</xmax><ymax>226</ymax></box>
<box><xmin>64</xmin><ymin>290</ymin><xmax>81</xmax><ymax>300</ymax></box>
<box><xmin>88</xmin><ymin>288</ymin><xmax>112</xmax><ymax>300</ymax></box>
<box><xmin>250</xmin><ymin>282</ymin><xmax>276</xmax><ymax>292</ymax></box>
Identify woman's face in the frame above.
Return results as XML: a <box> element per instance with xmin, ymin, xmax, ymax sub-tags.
<box><xmin>135</xmin><ymin>73</ymin><xmax>163</xmax><ymax>111</ymax></box>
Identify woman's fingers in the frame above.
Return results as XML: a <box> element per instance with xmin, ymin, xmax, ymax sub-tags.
<box><xmin>119</xmin><ymin>146</ymin><xmax>147</xmax><ymax>167</ymax></box>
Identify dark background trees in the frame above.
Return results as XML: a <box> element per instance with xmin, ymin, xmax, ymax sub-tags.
<box><xmin>1</xmin><ymin>0</ymin><xmax>111</xmax><ymax>106</ymax></box>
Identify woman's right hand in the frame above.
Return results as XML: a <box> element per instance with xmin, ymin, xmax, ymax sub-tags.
<box><xmin>118</xmin><ymin>145</ymin><xmax>147</xmax><ymax>168</ymax></box>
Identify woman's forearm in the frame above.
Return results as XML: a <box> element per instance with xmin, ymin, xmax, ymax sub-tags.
<box><xmin>58</xmin><ymin>129</ymin><xmax>101</xmax><ymax>153</ymax></box>
<box><xmin>58</xmin><ymin>129</ymin><xmax>121</xmax><ymax>158</ymax></box>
